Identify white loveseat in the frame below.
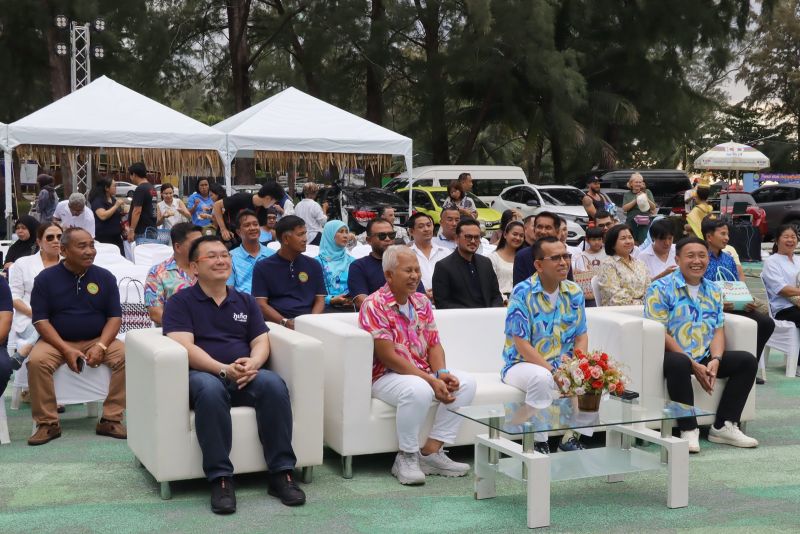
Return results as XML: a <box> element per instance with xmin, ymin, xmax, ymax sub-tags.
<box><xmin>610</xmin><ymin>305</ymin><xmax>757</xmax><ymax>428</ymax></box>
<box><xmin>125</xmin><ymin>324</ymin><xmax>324</xmax><ymax>498</ymax></box>
<box><xmin>295</xmin><ymin>307</ymin><xmax>646</xmax><ymax>478</ymax></box>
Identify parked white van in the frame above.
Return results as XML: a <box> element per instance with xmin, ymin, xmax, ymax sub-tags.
<box><xmin>385</xmin><ymin>165</ymin><xmax>529</xmax><ymax>204</ymax></box>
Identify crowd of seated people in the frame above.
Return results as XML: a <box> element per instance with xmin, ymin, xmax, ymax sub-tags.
<box><xmin>0</xmin><ymin>187</ymin><xmax>786</xmax><ymax>514</ymax></box>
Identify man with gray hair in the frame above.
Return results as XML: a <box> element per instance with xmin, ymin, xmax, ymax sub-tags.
<box><xmin>53</xmin><ymin>193</ymin><xmax>96</xmax><ymax>237</ymax></box>
<box><xmin>293</xmin><ymin>182</ymin><xmax>327</xmax><ymax>246</ymax></box>
<box><xmin>358</xmin><ymin>244</ymin><xmax>476</xmax><ymax>485</ymax></box>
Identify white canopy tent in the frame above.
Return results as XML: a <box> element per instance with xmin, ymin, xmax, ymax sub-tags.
<box><xmin>214</xmin><ymin>87</ymin><xmax>413</xmax><ymax>207</ymax></box>
<box><xmin>5</xmin><ymin>76</ymin><xmax>228</xmax><ymax>223</ymax></box>
<box><xmin>694</xmin><ymin>141</ymin><xmax>770</xmax><ymax>171</ymax></box>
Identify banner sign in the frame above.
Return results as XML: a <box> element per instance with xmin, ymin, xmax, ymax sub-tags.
<box><xmin>755</xmin><ymin>173</ymin><xmax>800</xmax><ymax>184</ymax></box>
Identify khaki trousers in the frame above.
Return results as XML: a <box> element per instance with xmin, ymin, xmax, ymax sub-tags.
<box><xmin>28</xmin><ymin>338</ymin><xmax>126</xmax><ymax>426</ymax></box>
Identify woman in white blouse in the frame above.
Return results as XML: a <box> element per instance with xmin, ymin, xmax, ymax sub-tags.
<box><xmin>489</xmin><ymin>221</ymin><xmax>525</xmax><ymax>300</ymax></box>
<box><xmin>8</xmin><ymin>222</ymin><xmax>62</xmax><ymax>361</ymax></box>
<box><xmin>761</xmin><ymin>224</ymin><xmax>800</xmax><ymax>327</ymax></box>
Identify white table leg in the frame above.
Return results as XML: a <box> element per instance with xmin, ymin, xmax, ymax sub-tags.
<box><xmin>660</xmin><ymin>420</ymin><xmax>673</xmax><ymax>463</ymax></box>
<box><xmin>525</xmin><ymin>452</ymin><xmax>550</xmax><ymax>528</ymax></box>
<box><xmin>666</xmin><ymin>438</ymin><xmax>689</xmax><ymax>508</ymax></box>
<box><xmin>605</xmin><ymin>428</ymin><xmax>624</xmax><ymax>483</ymax></box>
<box><xmin>474</xmin><ymin>442</ymin><xmax>497</xmax><ymax>500</ymax></box>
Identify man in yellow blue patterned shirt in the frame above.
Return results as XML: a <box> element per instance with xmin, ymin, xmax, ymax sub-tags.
<box><xmin>644</xmin><ymin>236</ymin><xmax>758</xmax><ymax>454</ymax></box>
<box><xmin>502</xmin><ymin>236</ymin><xmax>589</xmax><ymax>454</ymax></box>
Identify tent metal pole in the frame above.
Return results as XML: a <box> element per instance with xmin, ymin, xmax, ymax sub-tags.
<box><xmin>4</xmin><ymin>149</ymin><xmax>12</xmax><ymax>234</ymax></box>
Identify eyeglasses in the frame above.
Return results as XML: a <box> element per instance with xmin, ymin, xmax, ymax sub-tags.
<box><xmin>538</xmin><ymin>253</ymin><xmax>572</xmax><ymax>263</ymax></box>
<box><xmin>44</xmin><ymin>233</ymin><xmax>63</xmax><ymax>242</ymax></box>
<box><xmin>372</xmin><ymin>231</ymin><xmax>397</xmax><ymax>241</ymax></box>
<box><xmin>196</xmin><ymin>252</ymin><xmax>231</xmax><ymax>262</ymax></box>
<box><xmin>461</xmin><ymin>234</ymin><xmax>482</xmax><ymax>242</ymax></box>
<box><xmin>597</xmin><ymin>221</ymin><xmax>614</xmax><ymax>229</ymax></box>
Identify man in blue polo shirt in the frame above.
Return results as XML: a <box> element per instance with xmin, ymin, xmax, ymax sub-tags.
<box><xmin>163</xmin><ymin>234</ymin><xmax>305</xmax><ymax>514</ymax></box>
<box><xmin>227</xmin><ymin>209</ymin><xmax>275</xmax><ymax>293</ymax></box>
<box><xmin>27</xmin><ymin>228</ymin><xmax>126</xmax><ymax>446</ymax></box>
<box><xmin>251</xmin><ymin>215</ymin><xmax>325</xmax><ymax>329</ymax></box>
<box><xmin>349</xmin><ymin>218</ymin><xmax>425</xmax><ymax>309</ymax></box>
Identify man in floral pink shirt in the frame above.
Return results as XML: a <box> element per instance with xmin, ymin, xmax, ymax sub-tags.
<box><xmin>359</xmin><ymin>245</ymin><xmax>476</xmax><ymax>485</ymax></box>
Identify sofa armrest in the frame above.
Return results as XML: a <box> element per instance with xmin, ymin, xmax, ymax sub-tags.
<box><xmin>587</xmin><ymin>310</ymin><xmax>646</xmax><ymax>392</ymax></box>
<box><xmin>125</xmin><ymin>328</ymin><xmax>191</xmax><ymax>479</ymax></box>
<box><xmin>294</xmin><ymin>315</ymin><xmax>374</xmax><ymax>453</ymax></box>
<box><xmin>265</xmin><ymin>322</ymin><xmax>324</xmax><ymax>466</ymax></box>
<box><xmin>723</xmin><ymin>313</ymin><xmax>758</xmax><ymax>356</ymax></box>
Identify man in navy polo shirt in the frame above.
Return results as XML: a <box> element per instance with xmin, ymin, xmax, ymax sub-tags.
<box><xmin>27</xmin><ymin>227</ymin><xmax>126</xmax><ymax>446</ymax></box>
<box><xmin>251</xmin><ymin>215</ymin><xmax>325</xmax><ymax>330</ymax></box>
<box><xmin>349</xmin><ymin>219</ymin><xmax>425</xmax><ymax>309</ymax></box>
<box><xmin>163</xmin><ymin>235</ymin><xmax>305</xmax><ymax>514</ymax></box>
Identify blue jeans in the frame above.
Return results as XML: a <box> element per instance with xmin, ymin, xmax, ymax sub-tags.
<box><xmin>0</xmin><ymin>346</ymin><xmax>11</xmax><ymax>399</ymax></box>
<box><xmin>189</xmin><ymin>369</ymin><xmax>296</xmax><ymax>481</ymax></box>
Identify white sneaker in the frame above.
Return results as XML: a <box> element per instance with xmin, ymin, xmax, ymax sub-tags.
<box><xmin>391</xmin><ymin>451</ymin><xmax>426</xmax><ymax>485</ymax></box>
<box><xmin>708</xmin><ymin>421</ymin><xmax>759</xmax><ymax>448</ymax></box>
<box><xmin>680</xmin><ymin>429</ymin><xmax>701</xmax><ymax>454</ymax></box>
<box><xmin>418</xmin><ymin>449</ymin><xmax>470</xmax><ymax>477</ymax></box>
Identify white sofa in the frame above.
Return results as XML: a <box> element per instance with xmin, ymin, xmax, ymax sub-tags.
<box><xmin>295</xmin><ymin>307</ymin><xmax>646</xmax><ymax>478</ymax></box>
<box><xmin>125</xmin><ymin>324</ymin><xmax>324</xmax><ymax>499</ymax></box>
<box><xmin>610</xmin><ymin>305</ymin><xmax>757</xmax><ymax>428</ymax></box>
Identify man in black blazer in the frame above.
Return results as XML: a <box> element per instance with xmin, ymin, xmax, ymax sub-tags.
<box><xmin>432</xmin><ymin>219</ymin><xmax>503</xmax><ymax>309</ymax></box>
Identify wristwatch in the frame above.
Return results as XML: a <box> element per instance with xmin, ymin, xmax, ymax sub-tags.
<box><xmin>280</xmin><ymin>318</ymin><xmax>289</xmax><ymax>327</ymax></box>
<box><xmin>218</xmin><ymin>367</ymin><xmax>227</xmax><ymax>381</ymax></box>
<box><xmin>435</xmin><ymin>368</ymin><xmax>450</xmax><ymax>378</ymax></box>
<box><xmin>710</xmin><ymin>356</ymin><xmax>722</xmax><ymax>364</ymax></box>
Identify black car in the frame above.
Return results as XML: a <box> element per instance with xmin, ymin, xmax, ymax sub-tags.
<box><xmin>573</xmin><ymin>169</ymin><xmax>692</xmax><ymax>207</ymax></box>
<box><xmin>318</xmin><ymin>185</ymin><xmax>409</xmax><ymax>233</ymax></box>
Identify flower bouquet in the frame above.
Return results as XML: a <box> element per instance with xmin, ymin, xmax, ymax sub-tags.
<box><xmin>552</xmin><ymin>349</ymin><xmax>627</xmax><ymax>412</ymax></box>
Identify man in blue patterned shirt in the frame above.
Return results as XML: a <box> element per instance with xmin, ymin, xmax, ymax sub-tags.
<box><xmin>502</xmin><ymin>236</ymin><xmax>588</xmax><ymax>454</ymax></box>
<box><xmin>645</xmin><ymin>236</ymin><xmax>758</xmax><ymax>454</ymax></box>
<box><xmin>702</xmin><ymin>219</ymin><xmax>773</xmax><ymax>384</ymax></box>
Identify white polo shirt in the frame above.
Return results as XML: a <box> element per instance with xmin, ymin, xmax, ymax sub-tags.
<box><xmin>637</xmin><ymin>244</ymin><xmax>676</xmax><ymax>279</ymax></box>
<box><xmin>410</xmin><ymin>241</ymin><xmax>452</xmax><ymax>290</ymax></box>
<box><xmin>52</xmin><ymin>200</ymin><xmax>96</xmax><ymax>237</ymax></box>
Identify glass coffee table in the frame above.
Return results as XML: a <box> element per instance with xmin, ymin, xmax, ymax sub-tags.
<box><xmin>451</xmin><ymin>395</ymin><xmax>714</xmax><ymax>529</ymax></box>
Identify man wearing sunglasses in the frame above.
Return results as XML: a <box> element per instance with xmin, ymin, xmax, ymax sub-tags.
<box><xmin>27</xmin><ymin>227</ymin><xmax>126</xmax><ymax>445</ymax></box>
<box><xmin>432</xmin><ymin>219</ymin><xmax>503</xmax><ymax>309</ymax></box>
<box><xmin>349</xmin><ymin>219</ymin><xmax>424</xmax><ymax>310</ymax></box>
<box><xmin>502</xmin><ymin>235</ymin><xmax>590</xmax><ymax>454</ymax></box>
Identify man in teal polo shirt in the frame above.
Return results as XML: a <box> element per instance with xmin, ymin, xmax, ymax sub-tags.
<box><xmin>227</xmin><ymin>210</ymin><xmax>275</xmax><ymax>294</ymax></box>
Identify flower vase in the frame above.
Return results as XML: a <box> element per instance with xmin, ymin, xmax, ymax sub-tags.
<box><xmin>577</xmin><ymin>392</ymin><xmax>601</xmax><ymax>412</ymax></box>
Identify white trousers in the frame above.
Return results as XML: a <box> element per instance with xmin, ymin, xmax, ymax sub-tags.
<box><xmin>372</xmin><ymin>369</ymin><xmax>476</xmax><ymax>453</ymax></box>
<box><xmin>503</xmin><ymin>362</ymin><xmax>593</xmax><ymax>441</ymax></box>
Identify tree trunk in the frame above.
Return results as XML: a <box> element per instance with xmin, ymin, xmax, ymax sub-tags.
<box><xmin>227</xmin><ymin>0</ymin><xmax>256</xmax><ymax>184</ymax></box>
<box><xmin>456</xmin><ymin>84</ymin><xmax>495</xmax><ymax>164</ymax></box>
<box><xmin>42</xmin><ymin>0</ymin><xmax>72</xmax><ymax>195</ymax></box>
<box><xmin>416</xmin><ymin>1</ymin><xmax>449</xmax><ymax>164</ymax></box>
<box><xmin>365</xmin><ymin>0</ymin><xmax>386</xmax><ymax>125</ymax></box>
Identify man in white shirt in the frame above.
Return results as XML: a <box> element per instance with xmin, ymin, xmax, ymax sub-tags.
<box><xmin>636</xmin><ymin>218</ymin><xmax>677</xmax><ymax>280</ymax></box>
<box><xmin>436</xmin><ymin>206</ymin><xmax>460</xmax><ymax>251</ymax></box>
<box><xmin>52</xmin><ymin>193</ymin><xmax>95</xmax><ymax>237</ymax></box>
<box><xmin>408</xmin><ymin>212</ymin><xmax>451</xmax><ymax>295</ymax></box>
<box><xmin>293</xmin><ymin>182</ymin><xmax>327</xmax><ymax>245</ymax></box>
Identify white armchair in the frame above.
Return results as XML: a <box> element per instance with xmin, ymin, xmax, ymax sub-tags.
<box><xmin>610</xmin><ymin>305</ymin><xmax>757</xmax><ymax>428</ymax></box>
<box><xmin>125</xmin><ymin>324</ymin><xmax>324</xmax><ymax>499</ymax></box>
<box><xmin>295</xmin><ymin>307</ymin><xmax>646</xmax><ymax>477</ymax></box>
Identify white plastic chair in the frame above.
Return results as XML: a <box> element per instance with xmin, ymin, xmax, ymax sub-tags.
<box><xmin>759</xmin><ymin>273</ymin><xmax>800</xmax><ymax>378</ymax></box>
<box><xmin>133</xmin><ymin>243</ymin><xmax>173</xmax><ymax>267</ymax></box>
<box><xmin>591</xmin><ymin>276</ymin><xmax>603</xmax><ymax>306</ymax></box>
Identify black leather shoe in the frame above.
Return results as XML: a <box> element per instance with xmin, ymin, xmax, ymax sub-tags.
<box><xmin>210</xmin><ymin>476</ymin><xmax>236</xmax><ymax>514</ymax></box>
<box><xmin>267</xmin><ymin>470</ymin><xmax>306</xmax><ymax>506</ymax></box>
<box><xmin>533</xmin><ymin>441</ymin><xmax>550</xmax><ymax>455</ymax></box>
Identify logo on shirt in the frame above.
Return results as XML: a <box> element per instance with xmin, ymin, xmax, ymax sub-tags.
<box><xmin>298</xmin><ymin>271</ymin><xmax>309</xmax><ymax>283</ymax></box>
<box><xmin>86</xmin><ymin>282</ymin><xmax>99</xmax><ymax>295</ymax></box>
<box><xmin>233</xmin><ymin>312</ymin><xmax>248</xmax><ymax>323</ymax></box>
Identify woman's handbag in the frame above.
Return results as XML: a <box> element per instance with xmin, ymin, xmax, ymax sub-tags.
<box><xmin>574</xmin><ymin>269</ymin><xmax>595</xmax><ymax>300</ymax></box>
<box><xmin>789</xmin><ymin>271</ymin><xmax>800</xmax><ymax>308</ymax></box>
<box><xmin>713</xmin><ymin>266</ymin><xmax>753</xmax><ymax>310</ymax></box>
<box><xmin>117</xmin><ymin>277</ymin><xmax>154</xmax><ymax>334</ymax></box>
<box><xmin>633</xmin><ymin>214</ymin><xmax>651</xmax><ymax>226</ymax></box>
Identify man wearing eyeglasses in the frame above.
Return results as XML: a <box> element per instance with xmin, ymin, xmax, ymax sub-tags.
<box><xmin>251</xmin><ymin>215</ymin><xmax>325</xmax><ymax>330</ymax></box>
<box><xmin>162</xmin><ymin>234</ymin><xmax>305</xmax><ymax>513</ymax></box>
<box><xmin>26</xmin><ymin>227</ymin><xmax>126</xmax><ymax>445</ymax></box>
<box><xmin>502</xmin><ymin>235</ymin><xmax>589</xmax><ymax>454</ymax></box>
<box><xmin>349</xmin><ymin>219</ymin><xmax>425</xmax><ymax>310</ymax></box>
<box><xmin>432</xmin><ymin>219</ymin><xmax>503</xmax><ymax>309</ymax></box>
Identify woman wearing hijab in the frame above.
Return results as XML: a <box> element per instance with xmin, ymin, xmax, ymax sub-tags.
<box><xmin>4</xmin><ymin>215</ymin><xmax>40</xmax><ymax>270</ymax></box>
<box><xmin>316</xmin><ymin>220</ymin><xmax>355</xmax><ymax>312</ymax></box>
